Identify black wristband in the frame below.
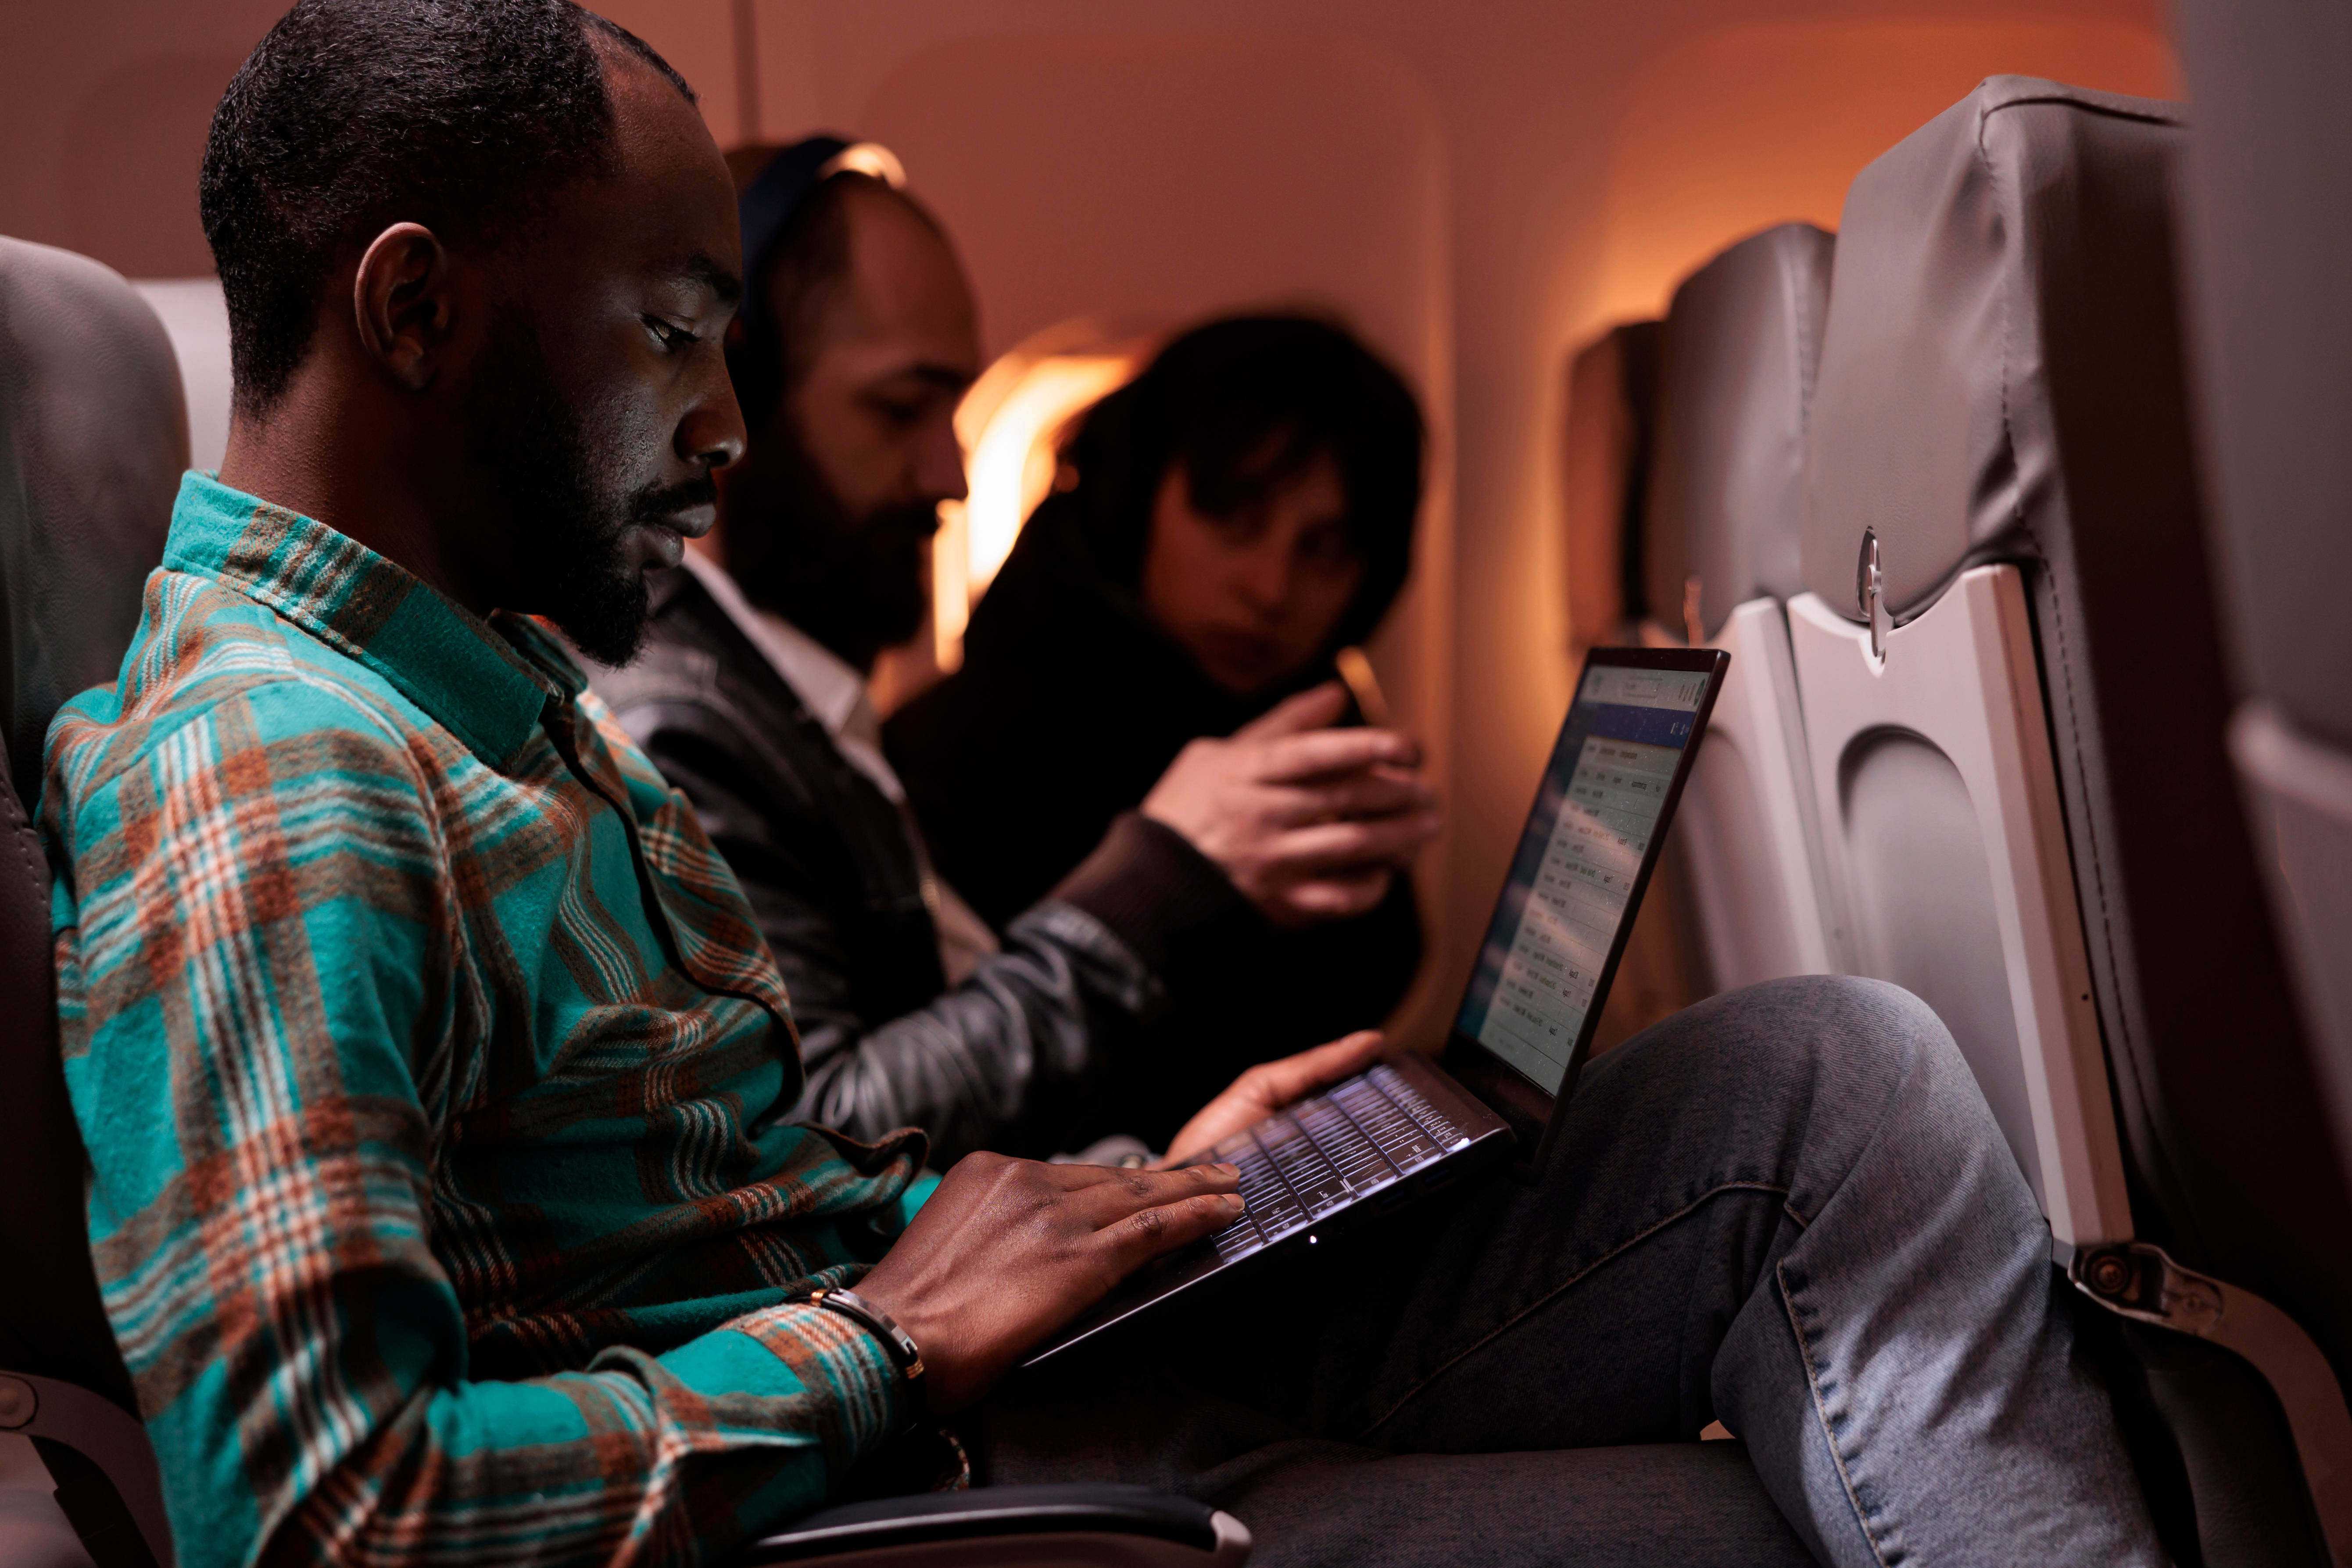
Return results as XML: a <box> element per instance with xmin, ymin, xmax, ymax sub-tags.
<box><xmin>787</xmin><ymin>1285</ymin><xmax>927</xmax><ymax>1417</ymax></box>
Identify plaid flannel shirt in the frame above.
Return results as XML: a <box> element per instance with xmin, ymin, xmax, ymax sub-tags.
<box><xmin>41</xmin><ymin>473</ymin><xmax>935</xmax><ymax>1567</ymax></box>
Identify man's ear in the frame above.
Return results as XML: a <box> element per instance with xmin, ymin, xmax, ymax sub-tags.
<box><xmin>352</xmin><ymin>223</ymin><xmax>454</xmax><ymax>391</ymax></box>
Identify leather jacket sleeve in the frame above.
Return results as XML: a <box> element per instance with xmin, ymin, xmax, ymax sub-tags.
<box><xmin>612</xmin><ymin>694</ymin><xmax>1252</xmax><ymax>1165</ymax></box>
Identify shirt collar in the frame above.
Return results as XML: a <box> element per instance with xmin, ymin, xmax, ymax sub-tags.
<box><xmin>164</xmin><ymin>472</ymin><xmax>577</xmax><ymax>768</ymax></box>
<box><xmin>682</xmin><ymin>549</ymin><xmax>872</xmax><ymax>744</ymax></box>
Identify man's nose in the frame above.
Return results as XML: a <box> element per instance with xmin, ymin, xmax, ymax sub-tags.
<box><xmin>916</xmin><ymin>410</ymin><xmax>968</xmax><ymax>505</ymax></box>
<box><xmin>678</xmin><ymin>357</ymin><xmax>748</xmax><ymax>472</ymax></box>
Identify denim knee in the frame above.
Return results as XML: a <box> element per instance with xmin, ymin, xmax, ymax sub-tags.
<box><xmin>1592</xmin><ymin>974</ymin><xmax>1985</xmax><ymax>1198</ymax></box>
<box><xmin>1623</xmin><ymin>974</ymin><xmax>1948</xmax><ymax>1099</ymax></box>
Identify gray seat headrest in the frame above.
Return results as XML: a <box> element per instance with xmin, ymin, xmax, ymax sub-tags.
<box><xmin>0</xmin><ymin>237</ymin><xmax>185</xmax><ymax>786</ymax></box>
<box><xmin>1560</xmin><ymin>319</ymin><xmax>1660</xmax><ymax>650</ymax></box>
<box><xmin>2175</xmin><ymin>6</ymin><xmax>2352</xmax><ymax>748</ymax></box>
<box><xmin>1643</xmin><ymin>223</ymin><xmax>1833</xmax><ymax>641</ymax></box>
<box><xmin>1800</xmin><ymin>77</ymin><xmax>2188</xmax><ymax>624</ymax></box>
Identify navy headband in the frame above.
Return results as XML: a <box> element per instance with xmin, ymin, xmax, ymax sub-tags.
<box><xmin>736</xmin><ymin>134</ymin><xmax>851</xmax><ymax>303</ymax></box>
<box><xmin>734</xmin><ymin>135</ymin><xmax>908</xmax><ymax>345</ymax></box>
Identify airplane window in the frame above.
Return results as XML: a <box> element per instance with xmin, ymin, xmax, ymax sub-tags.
<box><xmin>931</xmin><ymin>325</ymin><xmax>1150</xmax><ymax>670</ymax></box>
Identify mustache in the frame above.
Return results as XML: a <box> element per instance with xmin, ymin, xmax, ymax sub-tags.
<box><xmin>630</xmin><ymin>475</ymin><xmax>719</xmax><ymax>528</ymax></box>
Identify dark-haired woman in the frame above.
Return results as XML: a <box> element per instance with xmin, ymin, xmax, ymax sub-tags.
<box><xmin>886</xmin><ymin>315</ymin><xmax>1428</xmax><ymax>1142</ymax></box>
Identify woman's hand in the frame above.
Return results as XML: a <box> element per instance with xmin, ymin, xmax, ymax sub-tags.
<box><xmin>1142</xmin><ymin>683</ymin><xmax>1439</xmax><ymax>927</ymax></box>
<box><xmin>1157</xmin><ymin>1029</ymin><xmax>1393</xmax><ymax>1167</ymax></box>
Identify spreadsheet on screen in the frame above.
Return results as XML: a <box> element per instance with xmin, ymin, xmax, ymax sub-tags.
<box><xmin>1468</xmin><ymin>666</ymin><xmax>1710</xmax><ymax>1092</ymax></box>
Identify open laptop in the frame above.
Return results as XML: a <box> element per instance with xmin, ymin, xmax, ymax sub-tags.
<box><xmin>1026</xmin><ymin>645</ymin><xmax>1730</xmax><ymax>1364</ymax></box>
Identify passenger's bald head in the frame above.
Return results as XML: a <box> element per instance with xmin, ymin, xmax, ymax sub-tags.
<box><xmin>710</xmin><ymin>157</ymin><xmax>979</xmax><ymax>672</ymax></box>
<box><xmin>731</xmin><ymin>168</ymin><xmax>970</xmax><ymax>430</ymax></box>
<box><xmin>793</xmin><ymin>182</ymin><xmax>975</xmax><ymax>393</ymax></box>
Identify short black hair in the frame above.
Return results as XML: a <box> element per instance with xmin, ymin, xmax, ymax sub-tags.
<box><xmin>200</xmin><ymin>0</ymin><xmax>693</xmax><ymax>415</ymax></box>
<box><xmin>1056</xmin><ymin>314</ymin><xmax>1425</xmax><ymax>651</ymax></box>
<box><xmin>725</xmin><ymin>162</ymin><xmax>949</xmax><ymax>437</ymax></box>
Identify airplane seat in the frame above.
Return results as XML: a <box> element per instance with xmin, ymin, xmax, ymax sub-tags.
<box><xmin>1557</xmin><ymin>320</ymin><xmax>1718</xmax><ymax>1043</ymax></box>
<box><xmin>0</xmin><ymin>238</ymin><xmax>186</xmax><ymax>791</ymax></box>
<box><xmin>2172</xmin><ymin>0</ymin><xmax>2352</xmax><ymax>1214</ymax></box>
<box><xmin>128</xmin><ymin>279</ymin><xmax>232</xmax><ymax>476</ymax></box>
<box><xmin>1638</xmin><ymin>222</ymin><xmax>1841</xmax><ymax>992</ymax></box>
<box><xmin>0</xmin><ymin>238</ymin><xmax>1250</xmax><ymax>1568</ymax></box>
<box><xmin>1560</xmin><ymin>319</ymin><xmax>1661</xmax><ymax>655</ymax></box>
<box><xmin>1793</xmin><ymin>76</ymin><xmax>2352</xmax><ymax>1566</ymax></box>
<box><xmin>0</xmin><ymin>235</ymin><xmax>183</xmax><ymax>1568</ymax></box>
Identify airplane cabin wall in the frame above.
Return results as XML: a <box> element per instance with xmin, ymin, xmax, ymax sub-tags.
<box><xmin>0</xmin><ymin>0</ymin><xmax>2174</xmax><ymax>1045</ymax></box>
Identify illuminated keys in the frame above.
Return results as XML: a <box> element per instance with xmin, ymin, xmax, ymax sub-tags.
<box><xmin>1257</xmin><ymin>1114</ymin><xmax>1351</xmax><ymax>1216</ymax></box>
<box><xmin>1330</xmin><ymin>1074</ymin><xmax>1446</xmax><ymax>1171</ymax></box>
<box><xmin>1196</xmin><ymin>1066</ymin><xmax>1470</xmax><ymax>1262</ymax></box>
<box><xmin>1366</xmin><ymin>1063</ymin><xmax>1468</xmax><ymax>1149</ymax></box>
<box><xmin>1294</xmin><ymin>1095</ymin><xmax>1400</xmax><ymax>1192</ymax></box>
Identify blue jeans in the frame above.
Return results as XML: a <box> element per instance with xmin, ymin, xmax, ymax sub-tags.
<box><xmin>968</xmin><ymin>977</ymin><xmax>2162</xmax><ymax>1565</ymax></box>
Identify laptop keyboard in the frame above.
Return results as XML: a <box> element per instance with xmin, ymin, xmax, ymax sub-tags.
<box><xmin>1189</xmin><ymin>1063</ymin><xmax>1472</xmax><ymax>1263</ymax></box>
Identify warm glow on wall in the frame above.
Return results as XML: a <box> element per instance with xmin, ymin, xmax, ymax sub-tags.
<box><xmin>932</xmin><ymin>330</ymin><xmax>1148</xmax><ymax>668</ymax></box>
<box><xmin>1585</xmin><ymin>18</ymin><xmax>2179</xmax><ymax>334</ymax></box>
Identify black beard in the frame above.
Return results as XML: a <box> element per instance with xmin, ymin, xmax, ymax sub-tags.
<box><xmin>720</xmin><ymin>418</ymin><xmax>938</xmax><ymax>673</ymax></box>
<box><xmin>462</xmin><ymin>315</ymin><xmax>715</xmax><ymax>668</ymax></box>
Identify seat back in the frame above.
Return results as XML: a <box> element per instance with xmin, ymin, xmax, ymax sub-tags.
<box><xmin>0</xmin><ymin>239</ymin><xmax>186</xmax><ymax>790</ymax></box>
<box><xmin>1555</xmin><ymin>318</ymin><xmax>1714</xmax><ymax>1045</ymax></box>
<box><xmin>1642</xmin><ymin>224</ymin><xmax>1827</xmax><ymax>647</ymax></box>
<box><xmin>1639</xmin><ymin>223</ymin><xmax>1840</xmax><ymax>990</ymax></box>
<box><xmin>2173</xmin><ymin>0</ymin><xmax>2352</xmax><ymax>1195</ymax></box>
<box><xmin>129</xmin><ymin>280</ymin><xmax>232</xmax><ymax>476</ymax></box>
<box><xmin>1795</xmin><ymin>77</ymin><xmax>2352</xmax><ymax>1563</ymax></box>
<box><xmin>0</xmin><ymin>237</ymin><xmax>181</xmax><ymax>1567</ymax></box>
<box><xmin>1558</xmin><ymin>320</ymin><xmax>1659</xmax><ymax>654</ymax></box>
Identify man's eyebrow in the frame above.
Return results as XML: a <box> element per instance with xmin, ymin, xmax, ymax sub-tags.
<box><xmin>677</xmin><ymin>251</ymin><xmax>743</xmax><ymax>307</ymax></box>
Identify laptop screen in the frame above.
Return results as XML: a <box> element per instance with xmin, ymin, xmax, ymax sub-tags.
<box><xmin>1453</xmin><ymin>654</ymin><xmax>1719</xmax><ymax>1098</ymax></box>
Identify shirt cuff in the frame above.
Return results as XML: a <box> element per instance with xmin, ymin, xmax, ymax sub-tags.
<box><xmin>728</xmin><ymin>1298</ymin><xmax>908</xmax><ymax>1463</ymax></box>
<box><xmin>1045</xmin><ymin>811</ymin><xmax>1253</xmax><ymax>977</ymax></box>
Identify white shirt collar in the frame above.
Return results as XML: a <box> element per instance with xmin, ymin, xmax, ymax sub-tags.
<box><xmin>682</xmin><ymin>549</ymin><xmax>898</xmax><ymax>799</ymax></box>
<box><xmin>677</xmin><ymin>548</ymin><xmax>1001</xmax><ymax>981</ymax></box>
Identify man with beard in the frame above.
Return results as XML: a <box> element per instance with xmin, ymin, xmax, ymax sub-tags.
<box><xmin>588</xmin><ymin>143</ymin><xmax>1441</xmax><ymax>1162</ymax></box>
<box><xmin>36</xmin><ymin>4</ymin><xmax>2166</xmax><ymax>1563</ymax></box>
<box><xmin>37</xmin><ymin>6</ymin><xmax>1285</xmax><ymax>1557</ymax></box>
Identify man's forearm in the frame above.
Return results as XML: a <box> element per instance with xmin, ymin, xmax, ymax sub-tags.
<box><xmin>789</xmin><ymin>816</ymin><xmax>1254</xmax><ymax>1161</ymax></box>
<box><xmin>256</xmin><ymin>1294</ymin><xmax>906</xmax><ymax>1567</ymax></box>
<box><xmin>790</xmin><ymin>898</ymin><xmax>1160</xmax><ymax>1160</ymax></box>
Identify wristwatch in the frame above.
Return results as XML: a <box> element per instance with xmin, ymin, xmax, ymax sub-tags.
<box><xmin>786</xmin><ymin>1284</ymin><xmax>927</xmax><ymax>1415</ymax></box>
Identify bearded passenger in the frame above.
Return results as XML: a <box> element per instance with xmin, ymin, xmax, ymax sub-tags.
<box><xmin>586</xmin><ymin>143</ymin><xmax>1439</xmax><ymax>1160</ymax></box>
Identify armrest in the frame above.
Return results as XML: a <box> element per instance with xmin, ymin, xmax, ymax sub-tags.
<box><xmin>0</xmin><ymin>1373</ymin><xmax>168</xmax><ymax>1567</ymax></box>
<box><xmin>0</xmin><ymin>1433</ymin><xmax>97</xmax><ymax>1568</ymax></box>
<box><xmin>744</xmin><ymin>1483</ymin><xmax>1251</xmax><ymax>1566</ymax></box>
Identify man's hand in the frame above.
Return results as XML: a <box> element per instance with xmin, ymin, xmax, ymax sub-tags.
<box><xmin>1158</xmin><ymin>1029</ymin><xmax>1393</xmax><ymax>1168</ymax></box>
<box><xmin>1142</xmin><ymin>682</ymin><xmax>1439</xmax><ymax>927</ymax></box>
<box><xmin>854</xmin><ymin>1155</ymin><xmax>1243</xmax><ymax>1413</ymax></box>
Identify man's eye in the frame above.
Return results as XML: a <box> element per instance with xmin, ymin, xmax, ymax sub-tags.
<box><xmin>644</xmin><ymin>316</ymin><xmax>697</xmax><ymax>351</ymax></box>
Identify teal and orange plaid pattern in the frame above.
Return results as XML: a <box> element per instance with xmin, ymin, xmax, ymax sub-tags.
<box><xmin>42</xmin><ymin>473</ymin><xmax>933</xmax><ymax>1567</ymax></box>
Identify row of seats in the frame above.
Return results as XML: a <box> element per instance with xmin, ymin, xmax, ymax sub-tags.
<box><xmin>1565</xmin><ymin>75</ymin><xmax>2352</xmax><ymax>1567</ymax></box>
